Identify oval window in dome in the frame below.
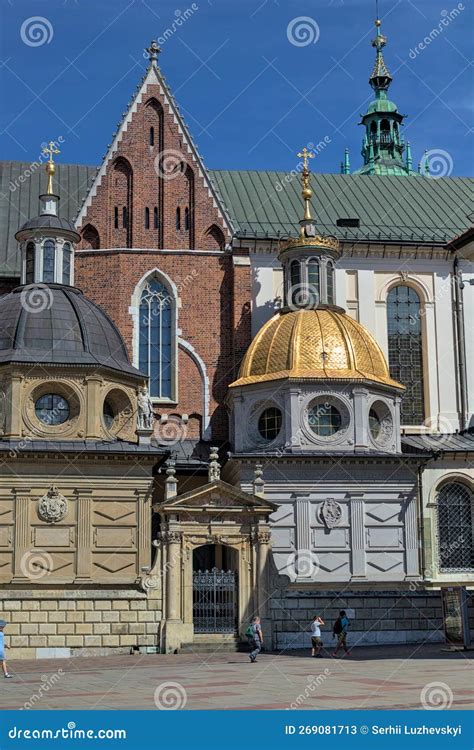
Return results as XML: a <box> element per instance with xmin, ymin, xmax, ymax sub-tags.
<box><xmin>369</xmin><ymin>407</ymin><xmax>381</xmax><ymax>440</ymax></box>
<box><xmin>35</xmin><ymin>394</ymin><xmax>70</xmax><ymax>425</ymax></box>
<box><xmin>258</xmin><ymin>407</ymin><xmax>282</xmax><ymax>441</ymax></box>
<box><xmin>103</xmin><ymin>400</ymin><xmax>115</xmax><ymax>429</ymax></box>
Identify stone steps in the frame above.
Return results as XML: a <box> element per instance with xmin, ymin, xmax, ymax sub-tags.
<box><xmin>178</xmin><ymin>635</ymin><xmax>246</xmax><ymax>654</ymax></box>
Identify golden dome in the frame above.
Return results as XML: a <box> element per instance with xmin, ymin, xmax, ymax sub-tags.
<box><xmin>231</xmin><ymin>308</ymin><xmax>404</xmax><ymax>389</ymax></box>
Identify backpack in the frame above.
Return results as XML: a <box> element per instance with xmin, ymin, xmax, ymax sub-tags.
<box><xmin>333</xmin><ymin>617</ymin><xmax>343</xmax><ymax>635</ymax></box>
<box><xmin>245</xmin><ymin>625</ymin><xmax>254</xmax><ymax>637</ymax></box>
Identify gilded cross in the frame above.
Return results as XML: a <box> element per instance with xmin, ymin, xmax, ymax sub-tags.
<box><xmin>42</xmin><ymin>141</ymin><xmax>60</xmax><ymax>195</ymax></box>
<box><xmin>297</xmin><ymin>147</ymin><xmax>315</xmax><ymax>171</ymax></box>
<box><xmin>43</xmin><ymin>140</ymin><xmax>60</xmax><ymax>163</ymax></box>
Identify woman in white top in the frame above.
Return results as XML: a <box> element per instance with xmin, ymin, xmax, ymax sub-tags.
<box><xmin>310</xmin><ymin>615</ymin><xmax>325</xmax><ymax>657</ymax></box>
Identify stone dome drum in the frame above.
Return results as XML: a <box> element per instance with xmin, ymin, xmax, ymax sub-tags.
<box><xmin>231</xmin><ymin>307</ymin><xmax>404</xmax><ymax>390</ymax></box>
<box><xmin>0</xmin><ymin>283</ymin><xmax>142</xmax><ymax>377</ymax></box>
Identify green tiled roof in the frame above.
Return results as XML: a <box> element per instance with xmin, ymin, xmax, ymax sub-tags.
<box><xmin>210</xmin><ymin>170</ymin><xmax>474</xmax><ymax>243</ymax></box>
<box><xmin>0</xmin><ymin>161</ymin><xmax>473</xmax><ymax>277</ymax></box>
<box><xmin>0</xmin><ymin>161</ymin><xmax>96</xmax><ymax>278</ymax></box>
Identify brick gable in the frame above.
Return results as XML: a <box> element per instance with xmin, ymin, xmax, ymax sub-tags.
<box><xmin>75</xmin><ymin>63</ymin><xmax>232</xmax><ymax>251</ymax></box>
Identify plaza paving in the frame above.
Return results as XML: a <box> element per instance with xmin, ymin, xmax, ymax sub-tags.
<box><xmin>0</xmin><ymin>644</ymin><xmax>472</xmax><ymax>711</ymax></box>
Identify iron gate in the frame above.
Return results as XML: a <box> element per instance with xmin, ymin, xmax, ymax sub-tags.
<box><xmin>192</xmin><ymin>567</ymin><xmax>237</xmax><ymax>633</ymax></box>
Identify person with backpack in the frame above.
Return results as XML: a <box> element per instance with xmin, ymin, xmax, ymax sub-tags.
<box><xmin>332</xmin><ymin>610</ymin><xmax>350</xmax><ymax>657</ymax></box>
<box><xmin>246</xmin><ymin>616</ymin><xmax>263</xmax><ymax>663</ymax></box>
<box><xmin>310</xmin><ymin>614</ymin><xmax>325</xmax><ymax>657</ymax></box>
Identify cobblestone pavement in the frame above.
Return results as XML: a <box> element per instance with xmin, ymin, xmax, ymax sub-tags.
<box><xmin>0</xmin><ymin>645</ymin><xmax>472</xmax><ymax>711</ymax></box>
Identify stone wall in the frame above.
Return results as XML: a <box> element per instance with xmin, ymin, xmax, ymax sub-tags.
<box><xmin>0</xmin><ymin>591</ymin><xmax>162</xmax><ymax>660</ymax></box>
<box><xmin>270</xmin><ymin>589</ymin><xmax>474</xmax><ymax>649</ymax></box>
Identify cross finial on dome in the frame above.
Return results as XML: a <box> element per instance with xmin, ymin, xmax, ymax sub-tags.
<box><xmin>146</xmin><ymin>40</ymin><xmax>161</xmax><ymax>65</ymax></box>
<box><xmin>297</xmin><ymin>147</ymin><xmax>315</xmax><ymax>222</ymax></box>
<box><xmin>42</xmin><ymin>140</ymin><xmax>60</xmax><ymax>195</ymax></box>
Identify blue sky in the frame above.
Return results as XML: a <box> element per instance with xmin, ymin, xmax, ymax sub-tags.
<box><xmin>1</xmin><ymin>0</ymin><xmax>473</xmax><ymax>176</ymax></box>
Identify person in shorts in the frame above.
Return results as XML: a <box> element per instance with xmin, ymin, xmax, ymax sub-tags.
<box><xmin>0</xmin><ymin>620</ymin><xmax>13</xmax><ymax>678</ymax></box>
<box><xmin>310</xmin><ymin>615</ymin><xmax>325</xmax><ymax>657</ymax></box>
<box><xmin>332</xmin><ymin>610</ymin><xmax>350</xmax><ymax>657</ymax></box>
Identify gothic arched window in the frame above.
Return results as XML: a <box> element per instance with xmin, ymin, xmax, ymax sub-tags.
<box><xmin>43</xmin><ymin>240</ymin><xmax>55</xmax><ymax>283</ymax></box>
<box><xmin>437</xmin><ymin>482</ymin><xmax>474</xmax><ymax>572</ymax></box>
<box><xmin>145</xmin><ymin>207</ymin><xmax>150</xmax><ymax>229</ymax></box>
<box><xmin>184</xmin><ymin>207</ymin><xmax>190</xmax><ymax>231</ymax></box>
<box><xmin>176</xmin><ymin>207</ymin><xmax>181</xmax><ymax>230</ymax></box>
<box><xmin>387</xmin><ymin>285</ymin><xmax>425</xmax><ymax>425</ymax></box>
<box><xmin>25</xmin><ymin>242</ymin><xmax>35</xmax><ymax>284</ymax></box>
<box><xmin>139</xmin><ymin>277</ymin><xmax>174</xmax><ymax>399</ymax></box>
<box><xmin>63</xmin><ymin>243</ymin><xmax>72</xmax><ymax>285</ymax></box>
<box><xmin>149</xmin><ymin>126</ymin><xmax>155</xmax><ymax>146</ymax></box>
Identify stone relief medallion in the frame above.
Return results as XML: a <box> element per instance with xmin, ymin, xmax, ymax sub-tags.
<box><xmin>37</xmin><ymin>486</ymin><xmax>68</xmax><ymax>524</ymax></box>
<box><xmin>319</xmin><ymin>499</ymin><xmax>342</xmax><ymax>529</ymax></box>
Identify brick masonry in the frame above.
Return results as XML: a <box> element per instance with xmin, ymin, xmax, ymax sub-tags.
<box><xmin>72</xmin><ymin>76</ymin><xmax>253</xmax><ymax>441</ymax></box>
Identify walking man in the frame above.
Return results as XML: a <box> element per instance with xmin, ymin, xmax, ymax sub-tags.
<box><xmin>310</xmin><ymin>614</ymin><xmax>325</xmax><ymax>657</ymax></box>
<box><xmin>248</xmin><ymin>616</ymin><xmax>263</xmax><ymax>663</ymax></box>
<box><xmin>332</xmin><ymin>610</ymin><xmax>350</xmax><ymax>657</ymax></box>
<box><xmin>0</xmin><ymin>620</ymin><xmax>13</xmax><ymax>678</ymax></box>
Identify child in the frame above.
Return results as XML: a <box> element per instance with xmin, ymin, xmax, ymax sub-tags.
<box><xmin>310</xmin><ymin>614</ymin><xmax>325</xmax><ymax>657</ymax></box>
<box><xmin>332</xmin><ymin>610</ymin><xmax>350</xmax><ymax>657</ymax></box>
<box><xmin>0</xmin><ymin>620</ymin><xmax>13</xmax><ymax>678</ymax></box>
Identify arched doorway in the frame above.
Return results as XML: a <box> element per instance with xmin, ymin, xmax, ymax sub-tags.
<box><xmin>192</xmin><ymin>544</ymin><xmax>238</xmax><ymax>634</ymax></box>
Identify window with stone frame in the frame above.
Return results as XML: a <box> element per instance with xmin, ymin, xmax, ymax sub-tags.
<box><xmin>437</xmin><ymin>482</ymin><xmax>474</xmax><ymax>572</ymax></box>
<box><xmin>139</xmin><ymin>277</ymin><xmax>174</xmax><ymax>399</ymax></box>
<box><xmin>387</xmin><ymin>284</ymin><xmax>425</xmax><ymax>425</ymax></box>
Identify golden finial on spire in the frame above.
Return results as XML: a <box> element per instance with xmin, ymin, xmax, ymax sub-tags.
<box><xmin>42</xmin><ymin>140</ymin><xmax>60</xmax><ymax>195</ymax></box>
<box><xmin>297</xmin><ymin>147</ymin><xmax>315</xmax><ymax>222</ymax></box>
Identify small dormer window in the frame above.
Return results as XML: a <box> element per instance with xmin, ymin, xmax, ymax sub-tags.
<box><xmin>26</xmin><ymin>242</ymin><xmax>35</xmax><ymax>284</ymax></box>
<box><xmin>43</xmin><ymin>240</ymin><xmax>55</xmax><ymax>283</ymax></box>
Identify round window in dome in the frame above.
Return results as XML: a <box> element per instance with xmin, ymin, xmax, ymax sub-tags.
<box><xmin>308</xmin><ymin>402</ymin><xmax>342</xmax><ymax>436</ymax></box>
<box><xmin>103</xmin><ymin>400</ymin><xmax>115</xmax><ymax>429</ymax></box>
<box><xmin>258</xmin><ymin>407</ymin><xmax>282</xmax><ymax>441</ymax></box>
<box><xmin>369</xmin><ymin>408</ymin><xmax>381</xmax><ymax>440</ymax></box>
<box><xmin>35</xmin><ymin>394</ymin><xmax>70</xmax><ymax>425</ymax></box>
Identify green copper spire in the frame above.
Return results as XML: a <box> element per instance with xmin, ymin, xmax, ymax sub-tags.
<box><xmin>352</xmin><ymin>14</ymin><xmax>420</xmax><ymax>177</ymax></box>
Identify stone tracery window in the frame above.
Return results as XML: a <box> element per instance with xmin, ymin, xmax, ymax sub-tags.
<box><xmin>139</xmin><ymin>277</ymin><xmax>174</xmax><ymax>400</ymax></box>
<box><xmin>437</xmin><ymin>482</ymin><xmax>474</xmax><ymax>572</ymax></box>
<box><xmin>387</xmin><ymin>285</ymin><xmax>425</xmax><ymax>425</ymax></box>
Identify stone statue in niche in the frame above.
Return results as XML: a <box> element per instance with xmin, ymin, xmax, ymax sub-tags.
<box><xmin>37</xmin><ymin>486</ymin><xmax>68</xmax><ymax>524</ymax></box>
<box><xmin>137</xmin><ymin>386</ymin><xmax>154</xmax><ymax>430</ymax></box>
<box><xmin>319</xmin><ymin>498</ymin><xmax>342</xmax><ymax>530</ymax></box>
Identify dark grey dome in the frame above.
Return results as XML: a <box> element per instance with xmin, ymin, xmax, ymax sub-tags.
<box><xmin>0</xmin><ymin>284</ymin><xmax>143</xmax><ymax>377</ymax></box>
<box><xmin>15</xmin><ymin>214</ymin><xmax>80</xmax><ymax>240</ymax></box>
